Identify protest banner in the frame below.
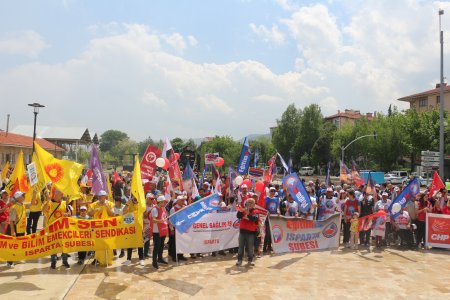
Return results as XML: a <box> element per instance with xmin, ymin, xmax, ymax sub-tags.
<box><xmin>0</xmin><ymin>213</ymin><xmax>142</xmax><ymax>262</ymax></box>
<box><xmin>248</xmin><ymin>167</ymin><xmax>264</xmax><ymax>181</ymax></box>
<box><xmin>282</xmin><ymin>173</ymin><xmax>312</xmax><ymax>214</ymax></box>
<box><xmin>205</xmin><ymin>153</ymin><xmax>220</xmax><ymax>165</ymax></box>
<box><xmin>426</xmin><ymin>213</ymin><xmax>450</xmax><ymax>249</ymax></box>
<box><xmin>27</xmin><ymin>162</ymin><xmax>38</xmax><ymax>187</ymax></box>
<box><xmin>176</xmin><ymin>211</ymin><xmax>239</xmax><ymax>253</ymax></box>
<box><xmin>269</xmin><ymin>213</ymin><xmax>341</xmax><ymax>253</ymax></box>
<box><xmin>237</xmin><ymin>137</ymin><xmax>251</xmax><ymax>175</ymax></box>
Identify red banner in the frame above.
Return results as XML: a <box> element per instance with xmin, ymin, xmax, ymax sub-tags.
<box><xmin>140</xmin><ymin>145</ymin><xmax>161</xmax><ymax>180</ymax></box>
<box><xmin>263</xmin><ymin>154</ymin><xmax>277</xmax><ymax>184</ymax></box>
<box><xmin>426</xmin><ymin>213</ymin><xmax>450</xmax><ymax>249</ymax></box>
<box><xmin>168</xmin><ymin>150</ymin><xmax>183</xmax><ymax>191</ymax></box>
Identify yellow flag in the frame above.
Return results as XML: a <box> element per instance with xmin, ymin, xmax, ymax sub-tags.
<box><xmin>34</xmin><ymin>142</ymin><xmax>83</xmax><ymax>197</ymax></box>
<box><xmin>4</xmin><ymin>151</ymin><xmax>31</xmax><ymax>197</ymax></box>
<box><xmin>32</xmin><ymin>152</ymin><xmax>47</xmax><ymax>192</ymax></box>
<box><xmin>106</xmin><ymin>176</ymin><xmax>113</xmax><ymax>202</ymax></box>
<box><xmin>131</xmin><ymin>155</ymin><xmax>146</xmax><ymax>227</ymax></box>
<box><xmin>1</xmin><ymin>161</ymin><xmax>10</xmax><ymax>182</ymax></box>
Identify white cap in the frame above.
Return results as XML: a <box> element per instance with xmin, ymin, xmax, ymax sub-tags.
<box><xmin>80</xmin><ymin>206</ymin><xmax>87</xmax><ymax>210</ymax></box>
<box><xmin>326</xmin><ymin>187</ymin><xmax>333</xmax><ymax>192</ymax></box>
<box><xmin>269</xmin><ymin>187</ymin><xmax>276</xmax><ymax>191</ymax></box>
<box><xmin>97</xmin><ymin>190</ymin><xmax>108</xmax><ymax>197</ymax></box>
<box><xmin>176</xmin><ymin>195</ymin><xmax>184</xmax><ymax>201</ymax></box>
<box><xmin>14</xmin><ymin>191</ymin><xmax>25</xmax><ymax>199</ymax></box>
<box><xmin>0</xmin><ymin>189</ymin><xmax>7</xmax><ymax>195</ymax></box>
<box><xmin>382</xmin><ymin>192</ymin><xmax>388</xmax><ymax>196</ymax></box>
<box><xmin>241</xmin><ymin>184</ymin><xmax>248</xmax><ymax>188</ymax></box>
<box><xmin>157</xmin><ymin>195</ymin><xmax>166</xmax><ymax>202</ymax></box>
<box><xmin>146</xmin><ymin>193</ymin><xmax>154</xmax><ymax>199</ymax></box>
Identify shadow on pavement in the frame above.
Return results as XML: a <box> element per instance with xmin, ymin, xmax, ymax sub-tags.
<box><xmin>268</xmin><ymin>253</ymin><xmax>310</xmax><ymax>270</ymax></box>
<box><xmin>0</xmin><ymin>282</ymin><xmax>44</xmax><ymax>295</ymax></box>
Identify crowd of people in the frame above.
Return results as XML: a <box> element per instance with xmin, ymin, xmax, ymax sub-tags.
<box><xmin>1</xmin><ymin>171</ymin><xmax>449</xmax><ymax>270</ymax></box>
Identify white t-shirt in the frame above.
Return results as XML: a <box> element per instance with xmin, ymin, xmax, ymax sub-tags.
<box><xmin>113</xmin><ymin>205</ymin><xmax>124</xmax><ymax>216</ymax></box>
<box><xmin>319</xmin><ymin>196</ymin><xmax>337</xmax><ymax>221</ymax></box>
<box><xmin>284</xmin><ymin>200</ymin><xmax>299</xmax><ymax>217</ymax></box>
<box><xmin>151</xmin><ymin>207</ymin><xmax>159</xmax><ymax>233</ymax></box>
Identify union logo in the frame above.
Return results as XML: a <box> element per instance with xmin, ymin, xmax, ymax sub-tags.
<box><xmin>322</xmin><ymin>222</ymin><xmax>338</xmax><ymax>238</ymax></box>
<box><xmin>45</xmin><ymin>163</ymin><xmax>64</xmax><ymax>183</ymax></box>
<box><xmin>272</xmin><ymin>225</ymin><xmax>283</xmax><ymax>244</ymax></box>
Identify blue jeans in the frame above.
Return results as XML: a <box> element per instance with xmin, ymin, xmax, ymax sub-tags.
<box><xmin>238</xmin><ymin>231</ymin><xmax>256</xmax><ymax>262</ymax></box>
<box><xmin>51</xmin><ymin>253</ymin><xmax>68</xmax><ymax>264</ymax></box>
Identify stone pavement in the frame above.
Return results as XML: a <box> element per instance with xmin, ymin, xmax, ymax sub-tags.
<box><xmin>1</xmin><ymin>246</ymin><xmax>450</xmax><ymax>300</ymax></box>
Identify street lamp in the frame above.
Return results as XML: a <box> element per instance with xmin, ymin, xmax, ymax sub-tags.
<box><xmin>28</xmin><ymin>102</ymin><xmax>45</xmax><ymax>153</ymax></box>
<box><xmin>341</xmin><ymin>132</ymin><xmax>377</xmax><ymax>164</ymax></box>
<box><xmin>439</xmin><ymin>9</ymin><xmax>445</xmax><ymax>179</ymax></box>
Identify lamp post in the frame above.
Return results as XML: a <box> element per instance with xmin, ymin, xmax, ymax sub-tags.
<box><xmin>28</xmin><ymin>102</ymin><xmax>45</xmax><ymax>154</ymax></box>
<box><xmin>439</xmin><ymin>9</ymin><xmax>445</xmax><ymax>179</ymax></box>
<box><xmin>341</xmin><ymin>132</ymin><xmax>377</xmax><ymax>164</ymax></box>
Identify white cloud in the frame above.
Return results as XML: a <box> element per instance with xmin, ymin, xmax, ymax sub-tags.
<box><xmin>187</xmin><ymin>35</ymin><xmax>198</xmax><ymax>47</ymax></box>
<box><xmin>276</xmin><ymin>0</ymin><xmax>298</xmax><ymax>11</ymax></box>
<box><xmin>0</xmin><ymin>30</ymin><xmax>48</xmax><ymax>58</ymax></box>
<box><xmin>252</xmin><ymin>94</ymin><xmax>283</xmax><ymax>103</ymax></box>
<box><xmin>249</xmin><ymin>23</ymin><xmax>285</xmax><ymax>45</ymax></box>
<box><xmin>197</xmin><ymin>94</ymin><xmax>233</xmax><ymax>114</ymax></box>
<box><xmin>141</xmin><ymin>91</ymin><xmax>167</xmax><ymax>108</ymax></box>
<box><xmin>162</xmin><ymin>33</ymin><xmax>187</xmax><ymax>53</ymax></box>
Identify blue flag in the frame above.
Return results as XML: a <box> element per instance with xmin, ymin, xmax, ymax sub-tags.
<box><xmin>277</xmin><ymin>152</ymin><xmax>289</xmax><ymax>173</ymax></box>
<box><xmin>169</xmin><ymin>193</ymin><xmax>222</xmax><ymax>233</ymax></box>
<box><xmin>237</xmin><ymin>137</ymin><xmax>251</xmax><ymax>175</ymax></box>
<box><xmin>254</xmin><ymin>147</ymin><xmax>259</xmax><ymax>168</ymax></box>
<box><xmin>199</xmin><ymin>165</ymin><xmax>208</xmax><ymax>187</ymax></box>
<box><xmin>282</xmin><ymin>173</ymin><xmax>312</xmax><ymax>214</ymax></box>
<box><xmin>182</xmin><ymin>162</ymin><xmax>195</xmax><ymax>181</ymax></box>
<box><xmin>325</xmin><ymin>161</ymin><xmax>331</xmax><ymax>187</ymax></box>
<box><xmin>388</xmin><ymin>178</ymin><xmax>420</xmax><ymax>219</ymax></box>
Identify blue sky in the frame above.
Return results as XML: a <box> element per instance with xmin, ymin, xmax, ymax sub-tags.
<box><xmin>1</xmin><ymin>0</ymin><xmax>450</xmax><ymax>141</ymax></box>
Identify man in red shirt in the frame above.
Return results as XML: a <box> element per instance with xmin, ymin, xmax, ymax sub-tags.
<box><xmin>442</xmin><ymin>199</ymin><xmax>450</xmax><ymax>215</ymax></box>
<box><xmin>236</xmin><ymin>198</ymin><xmax>259</xmax><ymax>266</ymax></box>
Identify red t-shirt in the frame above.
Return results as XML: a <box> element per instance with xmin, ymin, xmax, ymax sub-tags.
<box><xmin>442</xmin><ymin>206</ymin><xmax>450</xmax><ymax>215</ymax></box>
<box><xmin>0</xmin><ymin>200</ymin><xmax>9</xmax><ymax>223</ymax></box>
<box><xmin>417</xmin><ymin>201</ymin><xmax>429</xmax><ymax>221</ymax></box>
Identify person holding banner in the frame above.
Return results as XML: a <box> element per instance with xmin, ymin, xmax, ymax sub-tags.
<box><xmin>6</xmin><ymin>191</ymin><xmax>27</xmax><ymax>268</ymax></box>
<box><xmin>0</xmin><ymin>189</ymin><xmax>9</xmax><ymax>234</ymax></box>
<box><xmin>43</xmin><ymin>189</ymin><xmax>71</xmax><ymax>269</ymax></box>
<box><xmin>343</xmin><ymin>189</ymin><xmax>361</xmax><ymax>248</ymax></box>
<box><xmin>76</xmin><ymin>206</ymin><xmax>91</xmax><ymax>265</ymax></box>
<box><xmin>236</xmin><ymin>198</ymin><xmax>259</xmax><ymax>266</ymax></box>
<box><xmin>169</xmin><ymin>195</ymin><xmax>188</xmax><ymax>262</ymax></box>
<box><xmin>27</xmin><ymin>189</ymin><xmax>43</xmax><ymax>234</ymax></box>
<box><xmin>89</xmin><ymin>190</ymin><xmax>115</xmax><ymax>266</ymax></box>
<box><xmin>416</xmin><ymin>193</ymin><xmax>431</xmax><ymax>249</ymax></box>
<box><xmin>151</xmin><ymin>195</ymin><xmax>169</xmax><ymax>269</ymax></box>
<box><xmin>123</xmin><ymin>196</ymin><xmax>145</xmax><ymax>266</ymax></box>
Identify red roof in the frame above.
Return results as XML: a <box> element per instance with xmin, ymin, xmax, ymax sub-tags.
<box><xmin>398</xmin><ymin>84</ymin><xmax>450</xmax><ymax>101</ymax></box>
<box><xmin>0</xmin><ymin>131</ymin><xmax>65</xmax><ymax>152</ymax></box>
<box><xmin>324</xmin><ymin>110</ymin><xmax>374</xmax><ymax>121</ymax></box>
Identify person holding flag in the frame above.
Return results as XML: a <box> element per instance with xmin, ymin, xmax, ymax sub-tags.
<box><xmin>43</xmin><ymin>189</ymin><xmax>71</xmax><ymax>269</ymax></box>
<box><xmin>6</xmin><ymin>191</ymin><xmax>27</xmax><ymax>268</ymax></box>
<box><xmin>236</xmin><ymin>198</ymin><xmax>259</xmax><ymax>266</ymax></box>
<box><xmin>123</xmin><ymin>196</ymin><xmax>145</xmax><ymax>267</ymax></box>
<box><xmin>0</xmin><ymin>189</ymin><xmax>9</xmax><ymax>234</ymax></box>
<box><xmin>151</xmin><ymin>195</ymin><xmax>169</xmax><ymax>269</ymax></box>
<box><xmin>88</xmin><ymin>190</ymin><xmax>115</xmax><ymax>266</ymax></box>
<box><xmin>168</xmin><ymin>195</ymin><xmax>188</xmax><ymax>262</ymax></box>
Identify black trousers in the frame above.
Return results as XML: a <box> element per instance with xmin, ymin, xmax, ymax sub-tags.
<box><xmin>168</xmin><ymin>234</ymin><xmax>176</xmax><ymax>259</ymax></box>
<box><xmin>399</xmin><ymin>229</ymin><xmax>414</xmax><ymax>247</ymax></box>
<box><xmin>27</xmin><ymin>211</ymin><xmax>41</xmax><ymax>234</ymax></box>
<box><xmin>343</xmin><ymin>221</ymin><xmax>351</xmax><ymax>244</ymax></box>
<box><xmin>263</xmin><ymin>218</ymin><xmax>272</xmax><ymax>251</ymax></box>
<box><xmin>359</xmin><ymin>230</ymin><xmax>371</xmax><ymax>245</ymax></box>
<box><xmin>78</xmin><ymin>251</ymin><xmax>87</xmax><ymax>260</ymax></box>
<box><xmin>152</xmin><ymin>233</ymin><xmax>166</xmax><ymax>263</ymax></box>
<box><xmin>416</xmin><ymin>220</ymin><xmax>426</xmax><ymax>247</ymax></box>
<box><xmin>144</xmin><ymin>240</ymin><xmax>150</xmax><ymax>256</ymax></box>
<box><xmin>127</xmin><ymin>247</ymin><xmax>144</xmax><ymax>260</ymax></box>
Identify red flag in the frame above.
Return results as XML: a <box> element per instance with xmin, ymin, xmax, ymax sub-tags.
<box><xmin>428</xmin><ymin>171</ymin><xmax>445</xmax><ymax>198</ymax></box>
<box><xmin>263</xmin><ymin>153</ymin><xmax>277</xmax><ymax>184</ymax></box>
<box><xmin>140</xmin><ymin>144</ymin><xmax>161</xmax><ymax>180</ymax></box>
<box><xmin>168</xmin><ymin>150</ymin><xmax>183</xmax><ymax>191</ymax></box>
<box><xmin>358</xmin><ymin>210</ymin><xmax>386</xmax><ymax>231</ymax></box>
<box><xmin>113</xmin><ymin>171</ymin><xmax>120</xmax><ymax>185</ymax></box>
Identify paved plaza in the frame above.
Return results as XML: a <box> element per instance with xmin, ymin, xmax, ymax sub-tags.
<box><xmin>0</xmin><ymin>245</ymin><xmax>449</xmax><ymax>300</ymax></box>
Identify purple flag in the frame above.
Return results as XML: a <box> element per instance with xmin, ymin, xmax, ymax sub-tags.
<box><xmin>89</xmin><ymin>146</ymin><xmax>107</xmax><ymax>195</ymax></box>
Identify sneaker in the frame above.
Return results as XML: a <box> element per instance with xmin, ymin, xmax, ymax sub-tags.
<box><xmin>152</xmin><ymin>262</ymin><xmax>159</xmax><ymax>269</ymax></box>
<box><xmin>139</xmin><ymin>260</ymin><xmax>145</xmax><ymax>266</ymax></box>
<box><xmin>7</xmin><ymin>262</ymin><xmax>14</xmax><ymax>268</ymax></box>
<box><xmin>51</xmin><ymin>262</ymin><xmax>56</xmax><ymax>269</ymax></box>
<box><xmin>118</xmin><ymin>252</ymin><xmax>125</xmax><ymax>258</ymax></box>
<box><xmin>63</xmin><ymin>262</ymin><xmax>70</xmax><ymax>269</ymax></box>
<box><xmin>157</xmin><ymin>259</ymin><xmax>168</xmax><ymax>265</ymax></box>
<box><xmin>236</xmin><ymin>260</ymin><xmax>242</xmax><ymax>266</ymax></box>
<box><xmin>123</xmin><ymin>260</ymin><xmax>132</xmax><ymax>266</ymax></box>
<box><xmin>249</xmin><ymin>261</ymin><xmax>255</xmax><ymax>266</ymax></box>
<box><xmin>179</xmin><ymin>256</ymin><xmax>188</xmax><ymax>261</ymax></box>
<box><xmin>91</xmin><ymin>259</ymin><xmax>99</xmax><ymax>266</ymax></box>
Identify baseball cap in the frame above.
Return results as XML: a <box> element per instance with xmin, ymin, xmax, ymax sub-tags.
<box><xmin>326</xmin><ymin>187</ymin><xmax>333</xmax><ymax>192</ymax></box>
<box><xmin>97</xmin><ymin>190</ymin><xmax>108</xmax><ymax>197</ymax></box>
<box><xmin>80</xmin><ymin>206</ymin><xmax>87</xmax><ymax>211</ymax></box>
<box><xmin>0</xmin><ymin>189</ymin><xmax>7</xmax><ymax>195</ymax></box>
<box><xmin>241</xmin><ymin>184</ymin><xmax>248</xmax><ymax>189</ymax></box>
<box><xmin>176</xmin><ymin>195</ymin><xmax>184</xmax><ymax>201</ymax></box>
<box><xmin>382</xmin><ymin>192</ymin><xmax>388</xmax><ymax>196</ymax></box>
<box><xmin>14</xmin><ymin>191</ymin><xmax>25</xmax><ymax>199</ymax></box>
<box><xmin>146</xmin><ymin>193</ymin><xmax>154</xmax><ymax>199</ymax></box>
<box><xmin>157</xmin><ymin>195</ymin><xmax>166</xmax><ymax>202</ymax></box>
<box><xmin>269</xmin><ymin>187</ymin><xmax>276</xmax><ymax>191</ymax></box>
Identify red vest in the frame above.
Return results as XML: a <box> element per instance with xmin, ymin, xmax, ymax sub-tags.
<box><xmin>150</xmin><ymin>206</ymin><xmax>169</xmax><ymax>237</ymax></box>
<box><xmin>239</xmin><ymin>209</ymin><xmax>259</xmax><ymax>232</ymax></box>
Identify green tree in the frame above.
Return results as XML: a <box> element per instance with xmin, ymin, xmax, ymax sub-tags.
<box><xmin>311</xmin><ymin>121</ymin><xmax>336</xmax><ymax>166</ymax></box>
<box><xmin>272</xmin><ymin>104</ymin><xmax>301</xmax><ymax>164</ymax></box>
<box><xmin>250</xmin><ymin>137</ymin><xmax>277</xmax><ymax>166</ymax></box>
<box><xmin>198</xmin><ymin>136</ymin><xmax>241</xmax><ymax>170</ymax></box>
<box><xmin>100</xmin><ymin>130</ymin><xmax>129</xmax><ymax>152</ymax></box>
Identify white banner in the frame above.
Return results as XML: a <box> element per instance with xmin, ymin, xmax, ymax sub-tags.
<box><xmin>27</xmin><ymin>162</ymin><xmax>38</xmax><ymax>186</ymax></box>
<box><xmin>204</xmin><ymin>153</ymin><xmax>220</xmax><ymax>165</ymax></box>
<box><xmin>270</xmin><ymin>213</ymin><xmax>341</xmax><ymax>253</ymax></box>
<box><xmin>176</xmin><ymin>211</ymin><xmax>239</xmax><ymax>253</ymax></box>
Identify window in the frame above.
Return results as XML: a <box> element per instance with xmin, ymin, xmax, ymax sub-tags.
<box><xmin>437</xmin><ymin>95</ymin><xmax>440</xmax><ymax>104</ymax></box>
<box><xmin>419</xmin><ymin>98</ymin><xmax>428</xmax><ymax>107</ymax></box>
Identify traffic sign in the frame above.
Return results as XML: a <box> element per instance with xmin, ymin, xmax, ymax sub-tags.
<box><xmin>421</xmin><ymin>150</ymin><xmax>440</xmax><ymax>157</ymax></box>
<box><xmin>421</xmin><ymin>156</ymin><xmax>440</xmax><ymax>162</ymax></box>
<box><xmin>422</xmin><ymin>161</ymin><xmax>440</xmax><ymax>167</ymax></box>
